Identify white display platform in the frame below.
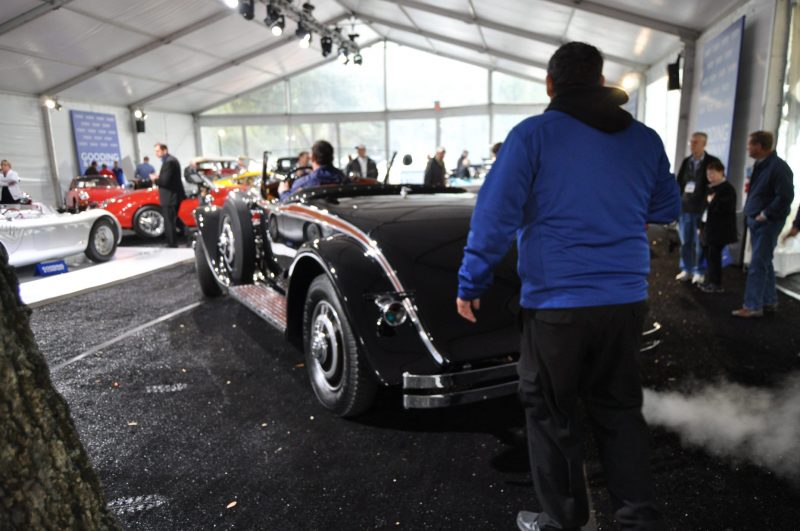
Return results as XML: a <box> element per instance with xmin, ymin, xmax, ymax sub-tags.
<box><xmin>18</xmin><ymin>246</ymin><xmax>194</xmax><ymax>307</ymax></box>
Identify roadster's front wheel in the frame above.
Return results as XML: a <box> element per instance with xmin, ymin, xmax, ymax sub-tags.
<box><xmin>218</xmin><ymin>198</ymin><xmax>255</xmax><ymax>284</ymax></box>
<box><xmin>195</xmin><ymin>237</ymin><xmax>223</xmax><ymax>298</ymax></box>
<box><xmin>133</xmin><ymin>205</ymin><xmax>165</xmax><ymax>239</ymax></box>
<box><xmin>303</xmin><ymin>274</ymin><xmax>376</xmax><ymax>417</ymax></box>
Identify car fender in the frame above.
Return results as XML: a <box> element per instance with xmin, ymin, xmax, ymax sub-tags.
<box><xmin>287</xmin><ymin>237</ymin><xmax>443</xmax><ymax>385</ymax></box>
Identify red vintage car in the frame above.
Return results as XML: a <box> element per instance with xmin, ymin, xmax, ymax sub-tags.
<box><xmin>101</xmin><ymin>184</ymin><xmax>244</xmax><ymax>239</ymax></box>
<box><xmin>65</xmin><ymin>176</ymin><xmax>126</xmax><ymax>212</ymax></box>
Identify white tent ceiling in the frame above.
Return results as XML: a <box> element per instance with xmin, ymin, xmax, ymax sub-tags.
<box><xmin>0</xmin><ymin>0</ymin><xmax>745</xmax><ymax>114</ymax></box>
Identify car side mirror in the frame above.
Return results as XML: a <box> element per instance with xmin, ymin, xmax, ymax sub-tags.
<box><xmin>402</xmin><ymin>154</ymin><xmax>413</xmax><ymax>166</ymax></box>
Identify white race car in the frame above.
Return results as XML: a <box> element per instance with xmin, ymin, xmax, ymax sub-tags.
<box><xmin>0</xmin><ymin>202</ymin><xmax>122</xmax><ymax>267</ymax></box>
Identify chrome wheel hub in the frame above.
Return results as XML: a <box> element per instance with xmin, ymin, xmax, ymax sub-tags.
<box><xmin>218</xmin><ymin>217</ymin><xmax>236</xmax><ymax>273</ymax></box>
<box><xmin>93</xmin><ymin>225</ymin><xmax>115</xmax><ymax>256</ymax></box>
<box><xmin>310</xmin><ymin>301</ymin><xmax>343</xmax><ymax>389</ymax></box>
<box><xmin>139</xmin><ymin>210</ymin><xmax>164</xmax><ymax>237</ymax></box>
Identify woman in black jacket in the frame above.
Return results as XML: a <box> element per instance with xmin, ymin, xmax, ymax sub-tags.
<box><xmin>698</xmin><ymin>159</ymin><xmax>738</xmax><ymax>292</ymax></box>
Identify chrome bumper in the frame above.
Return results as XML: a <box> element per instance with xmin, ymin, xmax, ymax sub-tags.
<box><xmin>402</xmin><ymin>321</ymin><xmax>662</xmax><ymax>409</ymax></box>
<box><xmin>402</xmin><ymin>362</ymin><xmax>518</xmax><ymax>409</ymax></box>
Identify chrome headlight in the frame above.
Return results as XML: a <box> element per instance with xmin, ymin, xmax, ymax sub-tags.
<box><xmin>78</xmin><ymin>191</ymin><xmax>90</xmax><ymax>201</ymax></box>
<box><xmin>375</xmin><ymin>296</ymin><xmax>408</xmax><ymax>327</ymax></box>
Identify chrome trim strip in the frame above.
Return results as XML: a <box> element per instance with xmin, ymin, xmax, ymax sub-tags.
<box><xmin>642</xmin><ymin>321</ymin><xmax>661</xmax><ymax>336</ymax></box>
<box><xmin>281</xmin><ymin>202</ymin><xmax>447</xmax><ymax>365</ymax></box>
<box><xmin>403</xmin><ymin>381</ymin><xmax>518</xmax><ymax>409</ymax></box>
<box><xmin>403</xmin><ymin>362</ymin><xmax>518</xmax><ymax>390</ymax></box>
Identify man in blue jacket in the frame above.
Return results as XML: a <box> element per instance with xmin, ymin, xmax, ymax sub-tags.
<box><xmin>278</xmin><ymin>140</ymin><xmax>344</xmax><ymax>201</ymax></box>
<box><xmin>456</xmin><ymin>42</ymin><xmax>679</xmax><ymax>531</ymax></box>
<box><xmin>732</xmin><ymin>131</ymin><xmax>794</xmax><ymax>318</ymax></box>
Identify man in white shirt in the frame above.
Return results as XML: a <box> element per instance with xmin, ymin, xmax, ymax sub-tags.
<box><xmin>0</xmin><ymin>159</ymin><xmax>23</xmax><ymax>204</ymax></box>
<box><xmin>344</xmin><ymin>144</ymin><xmax>378</xmax><ymax>179</ymax></box>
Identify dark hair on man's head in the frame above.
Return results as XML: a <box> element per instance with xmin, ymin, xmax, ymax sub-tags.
<box><xmin>154</xmin><ymin>143</ymin><xmax>168</xmax><ymax>151</ymax></box>
<box><xmin>547</xmin><ymin>42</ymin><xmax>604</xmax><ymax>93</ymax></box>
<box><xmin>491</xmin><ymin>142</ymin><xmax>502</xmax><ymax>156</ymax></box>
<box><xmin>311</xmin><ymin>140</ymin><xmax>334</xmax><ymax>166</ymax></box>
<box><xmin>749</xmin><ymin>131</ymin><xmax>774</xmax><ymax>151</ymax></box>
<box><xmin>143</xmin><ymin>156</ymin><xmax>149</xmax><ymax>161</ymax></box>
<box><xmin>706</xmin><ymin>159</ymin><xmax>725</xmax><ymax>173</ymax></box>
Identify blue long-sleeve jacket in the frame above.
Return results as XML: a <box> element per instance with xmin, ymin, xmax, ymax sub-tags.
<box><xmin>280</xmin><ymin>165</ymin><xmax>345</xmax><ymax>200</ymax></box>
<box><xmin>742</xmin><ymin>151</ymin><xmax>794</xmax><ymax>222</ymax></box>
<box><xmin>458</xmin><ymin>92</ymin><xmax>680</xmax><ymax>310</ymax></box>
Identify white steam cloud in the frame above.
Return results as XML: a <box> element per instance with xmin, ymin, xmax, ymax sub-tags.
<box><xmin>642</xmin><ymin>374</ymin><xmax>800</xmax><ymax>479</ymax></box>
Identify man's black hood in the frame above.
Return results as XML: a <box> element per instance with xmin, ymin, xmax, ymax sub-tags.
<box><xmin>546</xmin><ymin>85</ymin><xmax>633</xmax><ymax>133</ymax></box>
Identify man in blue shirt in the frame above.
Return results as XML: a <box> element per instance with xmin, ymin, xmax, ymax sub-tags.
<box><xmin>456</xmin><ymin>42</ymin><xmax>679</xmax><ymax>531</ymax></box>
<box><xmin>111</xmin><ymin>160</ymin><xmax>126</xmax><ymax>188</ymax></box>
<box><xmin>278</xmin><ymin>140</ymin><xmax>344</xmax><ymax>201</ymax></box>
<box><xmin>134</xmin><ymin>156</ymin><xmax>156</xmax><ymax>186</ymax></box>
<box><xmin>732</xmin><ymin>131</ymin><xmax>794</xmax><ymax>318</ymax></box>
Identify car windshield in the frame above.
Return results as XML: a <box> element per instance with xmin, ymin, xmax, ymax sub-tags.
<box><xmin>74</xmin><ymin>177</ymin><xmax>117</xmax><ymax>188</ymax></box>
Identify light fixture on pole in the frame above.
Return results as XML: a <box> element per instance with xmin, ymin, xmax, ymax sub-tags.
<box><xmin>133</xmin><ymin>108</ymin><xmax>147</xmax><ymax>120</ymax></box>
<box><xmin>43</xmin><ymin>97</ymin><xmax>62</xmax><ymax>111</ymax></box>
<box><xmin>320</xmin><ymin>35</ymin><xmax>333</xmax><ymax>57</ymax></box>
<box><xmin>265</xmin><ymin>4</ymin><xmax>284</xmax><ymax>36</ymax></box>
<box><xmin>223</xmin><ymin>0</ymin><xmax>238</xmax><ymax>8</ymax></box>
<box><xmin>239</xmin><ymin>0</ymin><xmax>254</xmax><ymax>20</ymax></box>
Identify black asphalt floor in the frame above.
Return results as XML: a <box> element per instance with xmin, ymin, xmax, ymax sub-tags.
<box><xmin>28</xmin><ymin>229</ymin><xmax>800</xmax><ymax>530</ymax></box>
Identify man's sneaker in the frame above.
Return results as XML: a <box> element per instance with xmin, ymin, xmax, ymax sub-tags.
<box><xmin>692</xmin><ymin>272</ymin><xmax>705</xmax><ymax>284</ymax></box>
<box><xmin>763</xmin><ymin>303</ymin><xmax>778</xmax><ymax>314</ymax></box>
<box><xmin>731</xmin><ymin>307</ymin><xmax>764</xmax><ymax>318</ymax></box>
<box><xmin>517</xmin><ymin>511</ymin><xmax>544</xmax><ymax>531</ymax></box>
<box><xmin>675</xmin><ymin>271</ymin><xmax>690</xmax><ymax>281</ymax></box>
<box><xmin>698</xmin><ymin>282</ymin><xmax>724</xmax><ymax>293</ymax></box>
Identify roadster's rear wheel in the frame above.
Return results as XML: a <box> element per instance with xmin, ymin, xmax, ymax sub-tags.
<box><xmin>217</xmin><ymin>198</ymin><xmax>255</xmax><ymax>284</ymax></box>
<box><xmin>195</xmin><ymin>237</ymin><xmax>223</xmax><ymax>298</ymax></box>
<box><xmin>303</xmin><ymin>274</ymin><xmax>376</xmax><ymax>417</ymax></box>
<box><xmin>85</xmin><ymin>217</ymin><xmax>118</xmax><ymax>263</ymax></box>
<box><xmin>133</xmin><ymin>205</ymin><xmax>165</xmax><ymax>239</ymax></box>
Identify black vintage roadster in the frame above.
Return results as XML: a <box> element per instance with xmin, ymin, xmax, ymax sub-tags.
<box><xmin>193</xmin><ymin>156</ymin><xmax>660</xmax><ymax>417</ymax></box>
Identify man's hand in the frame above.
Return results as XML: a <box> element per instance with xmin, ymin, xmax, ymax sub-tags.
<box><xmin>150</xmin><ymin>172</ymin><xmax>159</xmax><ymax>181</ymax></box>
<box><xmin>782</xmin><ymin>226</ymin><xmax>799</xmax><ymax>243</ymax></box>
<box><xmin>755</xmin><ymin>213</ymin><xmax>767</xmax><ymax>222</ymax></box>
<box><xmin>456</xmin><ymin>297</ymin><xmax>480</xmax><ymax>323</ymax></box>
<box><xmin>277</xmin><ymin>180</ymin><xmax>290</xmax><ymax>194</ymax></box>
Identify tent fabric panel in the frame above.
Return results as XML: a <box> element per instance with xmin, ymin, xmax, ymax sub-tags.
<box><xmin>564</xmin><ymin>10</ymin><xmax>680</xmax><ymax>65</ymax></box>
<box><xmin>400</xmin><ymin>7</ymin><xmax>484</xmax><ymax>45</ymax></box>
<box><xmin>336</xmin><ymin>1</ymin><xmax>409</xmax><ymax>25</ymax></box>
<box><xmin>68</xmin><ymin>0</ymin><xmax>225</xmax><ymax>38</ymax></box>
<box><xmin>479</xmin><ymin>27</ymin><xmax>558</xmax><ymax>65</ymax></box>
<box><xmin>0</xmin><ymin>8</ymin><xmax>151</xmax><ymax>67</ymax></box>
<box><xmin>147</xmin><ymin>87</ymin><xmax>233</xmax><ymax>114</ymax></box>
<box><xmin>591</xmin><ymin>0</ymin><xmax>742</xmax><ymax>31</ymax></box>
<box><xmin>188</xmin><ymin>65</ymin><xmax>276</xmax><ymax>94</ymax></box>
<box><xmin>109</xmin><ymin>44</ymin><xmax>222</xmax><ymax>82</ymax></box>
<box><xmin>172</xmin><ymin>15</ymin><xmax>283</xmax><ymax>61</ymax></box>
<box><xmin>471</xmin><ymin>0</ymin><xmax>573</xmax><ymax>35</ymax></box>
<box><xmin>0</xmin><ymin>0</ymin><xmax>39</xmax><ymax>27</ymax></box>
<box><xmin>0</xmin><ymin>48</ymin><xmax>87</xmax><ymax>94</ymax></box>
<box><xmin>492</xmin><ymin>58</ymin><xmax>548</xmax><ymax>81</ymax></box>
<box><xmin>58</xmin><ymin>72</ymin><xmax>172</xmax><ymax>107</ymax></box>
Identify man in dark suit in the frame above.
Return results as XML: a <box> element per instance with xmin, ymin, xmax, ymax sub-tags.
<box><xmin>675</xmin><ymin>132</ymin><xmax>721</xmax><ymax>284</ymax></box>
<box><xmin>344</xmin><ymin>144</ymin><xmax>378</xmax><ymax>180</ymax></box>
<box><xmin>423</xmin><ymin>146</ymin><xmax>447</xmax><ymax>187</ymax></box>
<box><xmin>151</xmin><ymin>143</ymin><xmax>185</xmax><ymax>247</ymax></box>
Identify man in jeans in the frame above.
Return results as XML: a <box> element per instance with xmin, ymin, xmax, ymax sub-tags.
<box><xmin>456</xmin><ymin>42</ymin><xmax>679</xmax><ymax>531</ymax></box>
<box><xmin>733</xmin><ymin>131</ymin><xmax>794</xmax><ymax>318</ymax></box>
<box><xmin>675</xmin><ymin>132</ymin><xmax>721</xmax><ymax>284</ymax></box>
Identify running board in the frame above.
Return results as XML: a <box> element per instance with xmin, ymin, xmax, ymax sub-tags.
<box><xmin>227</xmin><ymin>284</ymin><xmax>287</xmax><ymax>333</ymax></box>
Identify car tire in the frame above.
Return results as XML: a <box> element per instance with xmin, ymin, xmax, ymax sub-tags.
<box><xmin>133</xmin><ymin>205</ymin><xmax>165</xmax><ymax>239</ymax></box>
<box><xmin>195</xmin><ymin>237</ymin><xmax>223</xmax><ymax>298</ymax></box>
<box><xmin>218</xmin><ymin>197</ymin><xmax>255</xmax><ymax>284</ymax></box>
<box><xmin>84</xmin><ymin>217</ymin><xmax>118</xmax><ymax>263</ymax></box>
<box><xmin>303</xmin><ymin>274</ymin><xmax>377</xmax><ymax>417</ymax></box>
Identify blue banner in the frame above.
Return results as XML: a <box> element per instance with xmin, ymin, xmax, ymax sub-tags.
<box><xmin>695</xmin><ymin>16</ymin><xmax>745</xmax><ymax>170</ymax></box>
<box><xmin>70</xmin><ymin>110</ymin><xmax>122</xmax><ymax>176</ymax></box>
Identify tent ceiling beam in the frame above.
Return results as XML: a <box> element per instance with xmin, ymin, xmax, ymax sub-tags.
<box><xmin>381</xmin><ymin>0</ymin><xmax>646</xmax><ymax>70</ymax></box>
<box><xmin>540</xmin><ymin>0</ymin><xmax>699</xmax><ymax>40</ymax></box>
<box><xmin>41</xmin><ymin>11</ymin><xmax>230</xmax><ymax>97</ymax></box>
<box><xmin>0</xmin><ymin>0</ymin><xmax>74</xmax><ymax>37</ymax></box>
<box><xmin>132</xmin><ymin>12</ymin><xmax>352</xmax><ymax>108</ymax></box>
<box><xmin>355</xmin><ymin>13</ymin><xmax>549</xmax><ymax>71</ymax></box>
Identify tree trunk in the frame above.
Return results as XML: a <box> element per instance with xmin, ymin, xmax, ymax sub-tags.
<box><xmin>0</xmin><ymin>249</ymin><xmax>119</xmax><ymax>530</ymax></box>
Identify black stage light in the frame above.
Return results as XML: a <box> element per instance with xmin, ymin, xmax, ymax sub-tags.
<box><xmin>321</xmin><ymin>36</ymin><xmax>333</xmax><ymax>57</ymax></box>
<box><xmin>239</xmin><ymin>0</ymin><xmax>254</xmax><ymax>20</ymax></box>
<box><xmin>295</xmin><ymin>22</ymin><xmax>310</xmax><ymax>41</ymax></box>
<box><xmin>270</xmin><ymin>15</ymin><xmax>285</xmax><ymax>36</ymax></box>
<box><xmin>353</xmin><ymin>52</ymin><xmax>362</xmax><ymax>65</ymax></box>
<box><xmin>337</xmin><ymin>45</ymin><xmax>349</xmax><ymax>65</ymax></box>
<box><xmin>302</xmin><ymin>2</ymin><xmax>315</xmax><ymax>14</ymax></box>
<box><xmin>667</xmin><ymin>54</ymin><xmax>682</xmax><ymax>91</ymax></box>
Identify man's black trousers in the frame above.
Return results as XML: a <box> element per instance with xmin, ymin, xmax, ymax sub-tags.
<box><xmin>162</xmin><ymin>204</ymin><xmax>179</xmax><ymax>246</ymax></box>
<box><xmin>517</xmin><ymin>301</ymin><xmax>663</xmax><ymax>530</ymax></box>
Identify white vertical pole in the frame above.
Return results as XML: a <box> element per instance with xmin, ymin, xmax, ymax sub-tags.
<box><xmin>41</xmin><ymin>105</ymin><xmax>62</xmax><ymax>207</ymax></box>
